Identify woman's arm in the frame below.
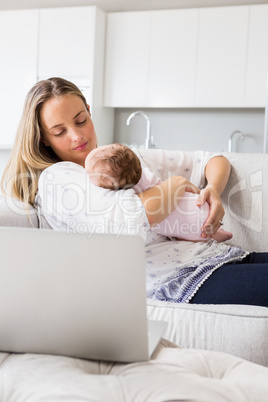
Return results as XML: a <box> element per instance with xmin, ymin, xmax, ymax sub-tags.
<box><xmin>197</xmin><ymin>156</ymin><xmax>231</xmax><ymax>237</ymax></box>
<box><xmin>137</xmin><ymin>176</ymin><xmax>200</xmax><ymax>227</ymax></box>
<box><xmin>204</xmin><ymin>155</ymin><xmax>231</xmax><ymax>195</ymax></box>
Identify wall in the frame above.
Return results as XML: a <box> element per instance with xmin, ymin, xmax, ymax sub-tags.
<box><xmin>114</xmin><ymin>108</ymin><xmax>265</xmax><ymax>153</ymax></box>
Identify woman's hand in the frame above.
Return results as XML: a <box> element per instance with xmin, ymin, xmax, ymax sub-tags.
<box><xmin>197</xmin><ymin>184</ymin><xmax>225</xmax><ymax>238</ymax></box>
<box><xmin>197</xmin><ymin>155</ymin><xmax>230</xmax><ymax>238</ymax></box>
<box><xmin>138</xmin><ymin>176</ymin><xmax>200</xmax><ymax>227</ymax></box>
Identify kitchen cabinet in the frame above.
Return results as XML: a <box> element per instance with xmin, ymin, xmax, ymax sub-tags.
<box><xmin>245</xmin><ymin>5</ymin><xmax>268</xmax><ymax>107</ymax></box>
<box><xmin>0</xmin><ymin>6</ymin><xmax>113</xmax><ymax>149</ymax></box>
<box><xmin>195</xmin><ymin>6</ymin><xmax>248</xmax><ymax>107</ymax></box>
<box><xmin>0</xmin><ymin>10</ymin><xmax>38</xmax><ymax>148</ymax></box>
<box><xmin>38</xmin><ymin>7</ymin><xmax>95</xmax><ymax>83</ymax></box>
<box><xmin>104</xmin><ymin>7</ymin><xmax>249</xmax><ymax>108</ymax></box>
<box><xmin>38</xmin><ymin>6</ymin><xmax>113</xmax><ymax>145</ymax></box>
<box><xmin>104</xmin><ymin>9</ymin><xmax>198</xmax><ymax>108</ymax></box>
<box><xmin>148</xmin><ymin>9</ymin><xmax>198</xmax><ymax>107</ymax></box>
<box><xmin>105</xmin><ymin>5</ymin><xmax>268</xmax><ymax>108</ymax></box>
<box><xmin>104</xmin><ymin>12</ymin><xmax>151</xmax><ymax>107</ymax></box>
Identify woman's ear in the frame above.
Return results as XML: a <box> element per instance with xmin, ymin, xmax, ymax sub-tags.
<box><xmin>87</xmin><ymin>104</ymin><xmax>91</xmax><ymax>116</ymax></box>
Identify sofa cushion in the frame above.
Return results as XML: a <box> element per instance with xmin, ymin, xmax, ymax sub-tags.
<box><xmin>0</xmin><ymin>340</ymin><xmax>268</xmax><ymax>401</ymax></box>
<box><xmin>0</xmin><ymin>195</ymin><xmax>38</xmax><ymax>228</ymax></box>
<box><xmin>147</xmin><ymin>298</ymin><xmax>268</xmax><ymax>367</ymax></box>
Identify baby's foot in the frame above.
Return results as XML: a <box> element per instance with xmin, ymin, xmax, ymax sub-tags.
<box><xmin>212</xmin><ymin>228</ymin><xmax>233</xmax><ymax>243</ymax></box>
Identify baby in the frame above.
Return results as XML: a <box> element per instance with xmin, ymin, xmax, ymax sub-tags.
<box><xmin>85</xmin><ymin>144</ymin><xmax>232</xmax><ymax>242</ymax></box>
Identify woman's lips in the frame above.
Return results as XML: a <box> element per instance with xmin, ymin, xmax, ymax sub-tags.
<box><xmin>74</xmin><ymin>141</ymin><xmax>88</xmax><ymax>151</ymax></box>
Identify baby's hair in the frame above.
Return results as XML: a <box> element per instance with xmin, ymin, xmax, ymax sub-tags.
<box><xmin>90</xmin><ymin>144</ymin><xmax>142</xmax><ymax>189</ymax></box>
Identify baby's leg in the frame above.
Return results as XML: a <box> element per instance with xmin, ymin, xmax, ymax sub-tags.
<box><xmin>212</xmin><ymin>228</ymin><xmax>233</xmax><ymax>242</ymax></box>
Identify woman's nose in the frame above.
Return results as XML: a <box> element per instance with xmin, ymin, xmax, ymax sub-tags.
<box><xmin>69</xmin><ymin>128</ymin><xmax>82</xmax><ymax>141</ymax></box>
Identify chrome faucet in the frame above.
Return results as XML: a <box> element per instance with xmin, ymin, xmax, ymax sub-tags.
<box><xmin>228</xmin><ymin>130</ymin><xmax>245</xmax><ymax>152</ymax></box>
<box><xmin>126</xmin><ymin>111</ymin><xmax>154</xmax><ymax>149</ymax></box>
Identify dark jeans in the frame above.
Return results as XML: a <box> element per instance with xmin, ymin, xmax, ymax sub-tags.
<box><xmin>190</xmin><ymin>253</ymin><xmax>268</xmax><ymax>307</ymax></box>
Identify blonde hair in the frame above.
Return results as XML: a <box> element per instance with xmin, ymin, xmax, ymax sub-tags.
<box><xmin>1</xmin><ymin>77</ymin><xmax>87</xmax><ymax>205</ymax></box>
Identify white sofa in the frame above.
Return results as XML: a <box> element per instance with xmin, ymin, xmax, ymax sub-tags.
<box><xmin>140</xmin><ymin>149</ymin><xmax>268</xmax><ymax>367</ymax></box>
<box><xmin>1</xmin><ymin>149</ymin><xmax>268</xmax><ymax>400</ymax></box>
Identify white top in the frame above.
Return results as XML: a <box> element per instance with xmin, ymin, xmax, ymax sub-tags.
<box><xmin>36</xmin><ymin>149</ymin><xmax>248</xmax><ymax>302</ymax></box>
<box><xmin>37</xmin><ymin>161</ymin><xmax>150</xmax><ymax>242</ymax></box>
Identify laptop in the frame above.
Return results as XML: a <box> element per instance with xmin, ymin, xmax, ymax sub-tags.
<box><xmin>0</xmin><ymin>227</ymin><xmax>166</xmax><ymax>362</ymax></box>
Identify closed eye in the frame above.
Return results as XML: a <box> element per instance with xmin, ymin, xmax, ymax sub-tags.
<box><xmin>55</xmin><ymin>129</ymin><xmax>65</xmax><ymax>136</ymax></box>
<box><xmin>76</xmin><ymin>119</ymin><xmax>86</xmax><ymax>125</ymax></box>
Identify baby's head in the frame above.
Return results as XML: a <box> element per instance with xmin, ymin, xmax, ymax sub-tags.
<box><xmin>85</xmin><ymin>144</ymin><xmax>142</xmax><ymax>189</ymax></box>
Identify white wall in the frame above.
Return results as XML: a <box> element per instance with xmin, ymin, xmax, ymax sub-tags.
<box><xmin>114</xmin><ymin>108</ymin><xmax>265</xmax><ymax>153</ymax></box>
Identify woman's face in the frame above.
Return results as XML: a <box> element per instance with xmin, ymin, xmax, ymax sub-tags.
<box><xmin>40</xmin><ymin>94</ymin><xmax>97</xmax><ymax>166</ymax></box>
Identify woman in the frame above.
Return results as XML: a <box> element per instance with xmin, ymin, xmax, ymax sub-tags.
<box><xmin>1</xmin><ymin>77</ymin><xmax>268</xmax><ymax>307</ymax></box>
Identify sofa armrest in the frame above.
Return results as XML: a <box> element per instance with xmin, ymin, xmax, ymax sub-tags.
<box><xmin>221</xmin><ymin>152</ymin><xmax>267</xmax><ymax>252</ymax></box>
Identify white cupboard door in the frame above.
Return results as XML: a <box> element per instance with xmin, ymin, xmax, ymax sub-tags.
<box><xmin>195</xmin><ymin>6</ymin><xmax>249</xmax><ymax>107</ymax></box>
<box><xmin>104</xmin><ymin>12</ymin><xmax>151</xmax><ymax>107</ymax></box>
<box><xmin>148</xmin><ymin>9</ymin><xmax>199</xmax><ymax>107</ymax></box>
<box><xmin>0</xmin><ymin>10</ymin><xmax>38</xmax><ymax>148</ymax></box>
<box><xmin>38</xmin><ymin>7</ymin><xmax>95</xmax><ymax>80</ymax></box>
<box><xmin>245</xmin><ymin>5</ymin><xmax>268</xmax><ymax>107</ymax></box>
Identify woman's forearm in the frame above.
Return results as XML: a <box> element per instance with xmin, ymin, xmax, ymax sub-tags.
<box><xmin>137</xmin><ymin>176</ymin><xmax>199</xmax><ymax>227</ymax></box>
<box><xmin>204</xmin><ymin>156</ymin><xmax>231</xmax><ymax>195</ymax></box>
<box><xmin>197</xmin><ymin>156</ymin><xmax>231</xmax><ymax>237</ymax></box>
